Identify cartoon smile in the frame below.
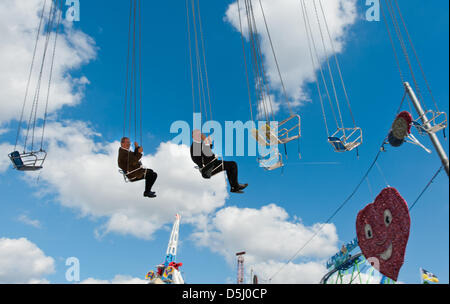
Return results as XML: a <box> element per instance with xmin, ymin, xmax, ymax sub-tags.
<box><xmin>379</xmin><ymin>242</ymin><xmax>393</xmax><ymax>261</ymax></box>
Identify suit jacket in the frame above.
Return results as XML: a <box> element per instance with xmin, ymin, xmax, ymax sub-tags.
<box><xmin>118</xmin><ymin>147</ymin><xmax>146</xmax><ymax>180</ymax></box>
<box><xmin>190</xmin><ymin>141</ymin><xmax>216</xmax><ymax>169</ymax></box>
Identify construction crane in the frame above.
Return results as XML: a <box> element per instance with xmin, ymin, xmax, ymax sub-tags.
<box><xmin>145</xmin><ymin>214</ymin><xmax>184</xmax><ymax>284</ymax></box>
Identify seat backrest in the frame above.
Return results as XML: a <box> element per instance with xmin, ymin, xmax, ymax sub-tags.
<box><xmin>10</xmin><ymin>151</ymin><xmax>25</xmax><ymax>169</ymax></box>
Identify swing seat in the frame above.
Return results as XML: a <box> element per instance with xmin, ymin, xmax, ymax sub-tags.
<box><xmin>8</xmin><ymin>151</ymin><xmax>46</xmax><ymax>171</ymax></box>
<box><xmin>328</xmin><ymin>128</ymin><xmax>362</xmax><ymax>152</ymax></box>
<box><xmin>251</xmin><ymin>124</ymin><xmax>279</xmax><ymax>147</ymax></box>
<box><xmin>413</xmin><ymin>111</ymin><xmax>447</xmax><ymax>135</ymax></box>
<box><xmin>251</xmin><ymin>115</ymin><xmax>302</xmax><ymax>147</ymax></box>
<box><xmin>195</xmin><ymin>157</ymin><xmax>223</xmax><ymax>179</ymax></box>
<box><xmin>257</xmin><ymin>150</ymin><xmax>284</xmax><ymax>171</ymax></box>
<box><xmin>118</xmin><ymin>168</ymin><xmax>144</xmax><ymax>183</ymax></box>
<box><xmin>277</xmin><ymin>114</ymin><xmax>302</xmax><ymax>144</ymax></box>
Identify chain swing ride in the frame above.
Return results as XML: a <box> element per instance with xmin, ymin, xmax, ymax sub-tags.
<box><xmin>118</xmin><ymin>0</ymin><xmax>145</xmax><ymax>183</ymax></box>
<box><xmin>9</xmin><ymin>0</ymin><xmax>63</xmax><ymax>171</ymax></box>
<box><xmin>237</xmin><ymin>0</ymin><xmax>302</xmax><ymax>171</ymax></box>
<box><xmin>4</xmin><ymin>0</ymin><xmax>447</xmax><ymax>285</ymax></box>
<box><xmin>299</xmin><ymin>0</ymin><xmax>362</xmax><ymax>154</ymax></box>
<box><xmin>186</xmin><ymin>0</ymin><xmax>226</xmax><ymax>178</ymax></box>
<box><xmin>380</xmin><ymin>0</ymin><xmax>449</xmax><ymax>176</ymax></box>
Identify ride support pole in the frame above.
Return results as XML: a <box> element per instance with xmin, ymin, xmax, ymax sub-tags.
<box><xmin>404</xmin><ymin>82</ymin><xmax>449</xmax><ymax>177</ymax></box>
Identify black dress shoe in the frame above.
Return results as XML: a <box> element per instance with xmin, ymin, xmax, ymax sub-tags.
<box><xmin>230</xmin><ymin>187</ymin><xmax>244</xmax><ymax>194</ymax></box>
<box><xmin>144</xmin><ymin>191</ymin><xmax>157</xmax><ymax>198</ymax></box>
<box><xmin>238</xmin><ymin>183</ymin><xmax>248</xmax><ymax>190</ymax></box>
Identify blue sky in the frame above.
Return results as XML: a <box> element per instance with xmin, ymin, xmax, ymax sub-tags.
<box><xmin>0</xmin><ymin>0</ymin><xmax>448</xmax><ymax>284</ymax></box>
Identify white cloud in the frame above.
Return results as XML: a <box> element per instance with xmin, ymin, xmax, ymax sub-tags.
<box><xmin>225</xmin><ymin>0</ymin><xmax>357</xmax><ymax>114</ymax></box>
<box><xmin>0</xmin><ymin>143</ymin><xmax>15</xmax><ymax>173</ymax></box>
<box><xmin>80</xmin><ymin>275</ymin><xmax>147</xmax><ymax>284</ymax></box>
<box><xmin>0</xmin><ymin>237</ymin><xmax>55</xmax><ymax>284</ymax></box>
<box><xmin>17</xmin><ymin>214</ymin><xmax>42</xmax><ymax>229</ymax></box>
<box><xmin>20</xmin><ymin>121</ymin><xmax>228</xmax><ymax>240</ymax></box>
<box><xmin>191</xmin><ymin>204</ymin><xmax>339</xmax><ymax>283</ymax></box>
<box><xmin>0</xmin><ymin>0</ymin><xmax>97</xmax><ymax>125</ymax></box>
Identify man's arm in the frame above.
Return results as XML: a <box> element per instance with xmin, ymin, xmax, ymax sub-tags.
<box><xmin>133</xmin><ymin>142</ymin><xmax>143</xmax><ymax>160</ymax></box>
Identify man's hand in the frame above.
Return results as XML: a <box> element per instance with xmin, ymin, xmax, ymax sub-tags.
<box><xmin>204</xmin><ymin>136</ymin><xmax>213</xmax><ymax>145</ymax></box>
<box><xmin>134</xmin><ymin>142</ymin><xmax>139</xmax><ymax>148</ymax></box>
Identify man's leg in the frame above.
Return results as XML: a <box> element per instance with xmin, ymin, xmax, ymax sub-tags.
<box><xmin>211</xmin><ymin>160</ymin><xmax>247</xmax><ymax>192</ymax></box>
<box><xmin>145</xmin><ymin>169</ymin><xmax>158</xmax><ymax>193</ymax></box>
<box><xmin>221</xmin><ymin>161</ymin><xmax>239</xmax><ymax>189</ymax></box>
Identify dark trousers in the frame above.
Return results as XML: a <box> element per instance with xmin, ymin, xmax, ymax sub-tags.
<box><xmin>211</xmin><ymin>160</ymin><xmax>239</xmax><ymax>188</ymax></box>
<box><xmin>144</xmin><ymin>169</ymin><xmax>157</xmax><ymax>192</ymax></box>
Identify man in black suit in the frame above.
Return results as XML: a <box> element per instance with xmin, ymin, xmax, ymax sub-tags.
<box><xmin>118</xmin><ymin>137</ymin><xmax>157</xmax><ymax>198</ymax></box>
<box><xmin>190</xmin><ymin>130</ymin><xmax>248</xmax><ymax>194</ymax></box>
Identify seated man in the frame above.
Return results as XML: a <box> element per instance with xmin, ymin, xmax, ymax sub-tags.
<box><xmin>190</xmin><ymin>130</ymin><xmax>248</xmax><ymax>194</ymax></box>
<box><xmin>118</xmin><ymin>137</ymin><xmax>157</xmax><ymax>198</ymax></box>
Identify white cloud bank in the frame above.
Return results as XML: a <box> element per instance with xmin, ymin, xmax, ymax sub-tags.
<box><xmin>0</xmin><ymin>0</ymin><xmax>96</xmax><ymax>125</ymax></box>
<box><xmin>225</xmin><ymin>0</ymin><xmax>357</xmax><ymax>115</ymax></box>
<box><xmin>191</xmin><ymin>204</ymin><xmax>339</xmax><ymax>284</ymax></box>
<box><xmin>0</xmin><ymin>237</ymin><xmax>55</xmax><ymax>284</ymax></box>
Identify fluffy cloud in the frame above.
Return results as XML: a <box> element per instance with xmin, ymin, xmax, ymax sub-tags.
<box><xmin>0</xmin><ymin>143</ymin><xmax>15</xmax><ymax>173</ymax></box>
<box><xmin>80</xmin><ymin>275</ymin><xmax>147</xmax><ymax>284</ymax></box>
<box><xmin>191</xmin><ymin>204</ymin><xmax>338</xmax><ymax>283</ymax></box>
<box><xmin>21</xmin><ymin>121</ymin><xmax>228</xmax><ymax>240</ymax></box>
<box><xmin>225</xmin><ymin>0</ymin><xmax>357</xmax><ymax>114</ymax></box>
<box><xmin>0</xmin><ymin>0</ymin><xmax>96</xmax><ymax>125</ymax></box>
<box><xmin>0</xmin><ymin>237</ymin><xmax>55</xmax><ymax>284</ymax></box>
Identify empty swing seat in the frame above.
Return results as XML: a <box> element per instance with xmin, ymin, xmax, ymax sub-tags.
<box><xmin>413</xmin><ymin>111</ymin><xmax>448</xmax><ymax>135</ymax></box>
<box><xmin>257</xmin><ymin>149</ymin><xmax>284</xmax><ymax>171</ymax></box>
<box><xmin>251</xmin><ymin>115</ymin><xmax>302</xmax><ymax>147</ymax></box>
<box><xmin>328</xmin><ymin>137</ymin><xmax>347</xmax><ymax>152</ymax></box>
<box><xmin>8</xmin><ymin>151</ymin><xmax>46</xmax><ymax>171</ymax></box>
<box><xmin>328</xmin><ymin>128</ymin><xmax>362</xmax><ymax>152</ymax></box>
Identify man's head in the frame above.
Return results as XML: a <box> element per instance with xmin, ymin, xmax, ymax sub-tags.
<box><xmin>192</xmin><ymin>129</ymin><xmax>208</xmax><ymax>142</ymax></box>
<box><xmin>192</xmin><ymin>130</ymin><xmax>202</xmax><ymax>142</ymax></box>
<box><xmin>121</xmin><ymin>137</ymin><xmax>131</xmax><ymax>150</ymax></box>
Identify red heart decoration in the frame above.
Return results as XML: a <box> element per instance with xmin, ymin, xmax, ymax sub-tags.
<box><xmin>356</xmin><ymin>187</ymin><xmax>411</xmax><ymax>281</ymax></box>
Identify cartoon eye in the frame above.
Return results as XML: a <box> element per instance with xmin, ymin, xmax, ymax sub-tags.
<box><xmin>365</xmin><ymin>224</ymin><xmax>373</xmax><ymax>239</ymax></box>
<box><xmin>384</xmin><ymin>209</ymin><xmax>393</xmax><ymax>227</ymax></box>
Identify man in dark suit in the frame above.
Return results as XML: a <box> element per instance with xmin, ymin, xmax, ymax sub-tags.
<box><xmin>118</xmin><ymin>137</ymin><xmax>157</xmax><ymax>198</ymax></box>
<box><xmin>190</xmin><ymin>130</ymin><xmax>248</xmax><ymax>194</ymax></box>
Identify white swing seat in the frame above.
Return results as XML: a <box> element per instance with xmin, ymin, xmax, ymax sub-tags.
<box><xmin>413</xmin><ymin>111</ymin><xmax>447</xmax><ymax>135</ymax></box>
<box><xmin>251</xmin><ymin>124</ymin><xmax>279</xmax><ymax>146</ymax></box>
<box><xmin>328</xmin><ymin>127</ymin><xmax>363</xmax><ymax>152</ymax></box>
<box><xmin>257</xmin><ymin>150</ymin><xmax>284</xmax><ymax>171</ymax></box>
<box><xmin>251</xmin><ymin>115</ymin><xmax>301</xmax><ymax>147</ymax></box>
<box><xmin>9</xmin><ymin>150</ymin><xmax>47</xmax><ymax>171</ymax></box>
<box><xmin>118</xmin><ymin>166</ymin><xmax>144</xmax><ymax>183</ymax></box>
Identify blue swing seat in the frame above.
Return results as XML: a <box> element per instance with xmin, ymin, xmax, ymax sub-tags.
<box><xmin>328</xmin><ymin>127</ymin><xmax>363</xmax><ymax>153</ymax></box>
<box><xmin>328</xmin><ymin>137</ymin><xmax>347</xmax><ymax>152</ymax></box>
<box><xmin>8</xmin><ymin>151</ymin><xmax>45</xmax><ymax>171</ymax></box>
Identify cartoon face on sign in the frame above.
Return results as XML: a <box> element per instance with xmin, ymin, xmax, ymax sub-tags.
<box><xmin>356</xmin><ymin>187</ymin><xmax>411</xmax><ymax>281</ymax></box>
